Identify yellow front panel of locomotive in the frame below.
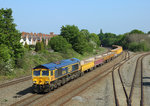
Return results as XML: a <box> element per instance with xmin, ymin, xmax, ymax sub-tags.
<box><xmin>33</xmin><ymin>77</ymin><xmax>50</xmax><ymax>85</ymax></box>
<box><xmin>32</xmin><ymin>69</ymin><xmax>51</xmax><ymax>85</ymax></box>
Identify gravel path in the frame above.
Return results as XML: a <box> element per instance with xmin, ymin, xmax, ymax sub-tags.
<box><xmin>64</xmin><ymin>73</ymin><xmax>114</xmax><ymax>106</ymax></box>
<box><xmin>0</xmin><ymin>80</ymin><xmax>33</xmax><ymax>106</ymax></box>
<box><xmin>113</xmin><ymin>68</ymin><xmax>127</xmax><ymax>106</ymax></box>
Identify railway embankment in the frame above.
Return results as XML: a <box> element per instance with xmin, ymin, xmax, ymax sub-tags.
<box><xmin>0</xmin><ymin>47</ymin><xmax>107</xmax><ymax>83</ymax></box>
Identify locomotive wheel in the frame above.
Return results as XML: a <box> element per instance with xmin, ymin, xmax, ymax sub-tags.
<box><xmin>76</xmin><ymin>72</ymin><xmax>80</xmax><ymax>78</ymax></box>
<box><xmin>57</xmin><ymin>80</ymin><xmax>62</xmax><ymax>87</ymax></box>
<box><xmin>62</xmin><ymin>78</ymin><xmax>66</xmax><ymax>85</ymax></box>
<box><xmin>66</xmin><ymin>77</ymin><xmax>70</xmax><ymax>82</ymax></box>
<box><xmin>70</xmin><ymin>75</ymin><xmax>74</xmax><ymax>80</ymax></box>
<box><xmin>73</xmin><ymin>74</ymin><xmax>76</xmax><ymax>79</ymax></box>
<box><xmin>81</xmin><ymin>72</ymin><xmax>84</xmax><ymax>76</ymax></box>
<box><xmin>54</xmin><ymin>82</ymin><xmax>58</xmax><ymax>89</ymax></box>
<box><xmin>44</xmin><ymin>85</ymin><xmax>50</xmax><ymax>93</ymax></box>
<box><xmin>50</xmin><ymin>84</ymin><xmax>54</xmax><ymax>91</ymax></box>
<box><xmin>90</xmin><ymin>67</ymin><xmax>94</xmax><ymax>71</ymax></box>
<box><xmin>74</xmin><ymin>74</ymin><xmax>78</xmax><ymax>79</ymax></box>
<box><xmin>75</xmin><ymin>73</ymin><xmax>79</xmax><ymax>78</ymax></box>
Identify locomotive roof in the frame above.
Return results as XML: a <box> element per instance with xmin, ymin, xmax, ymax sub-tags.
<box><xmin>33</xmin><ymin>58</ymin><xmax>80</xmax><ymax>70</ymax></box>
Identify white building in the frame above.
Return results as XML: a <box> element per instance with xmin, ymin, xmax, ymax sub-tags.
<box><xmin>20</xmin><ymin>32</ymin><xmax>57</xmax><ymax>45</ymax></box>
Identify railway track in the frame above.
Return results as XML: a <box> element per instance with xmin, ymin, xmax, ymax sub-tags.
<box><xmin>11</xmin><ymin>94</ymin><xmax>44</xmax><ymax>106</ymax></box>
<box><xmin>11</xmin><ymin>51</ymin><xmax>126</xmax><ymax>106</ymax></box>
<box><xmin>0</xmin><ymin>75</ymin><xmax>31</xmax><ymax>89</ymax></box>
<box><xmin>129</xmin><ymin>53</ymin><xmax>150</xmax><ymax>106</ymax></box>
<box><xmin>112</xmin><ymin>51</ymin><xmax>131</xmax><ymax>106</ymax></box>
<box><xmin>112</xmin><ymin>52</ymin><xmax>150</xmax><ymax>106</ymax></box>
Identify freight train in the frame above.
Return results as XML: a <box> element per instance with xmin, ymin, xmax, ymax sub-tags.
<box><xmin>32</xmin><ymin>45</ymin><xmax>123</xmax><ymax>93</ymax></box>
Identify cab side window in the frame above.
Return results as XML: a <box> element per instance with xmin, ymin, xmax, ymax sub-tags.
<box><xmin>51</xmin><ymin>71</ymin><xmax>53</xmax><ymax>76</ymax></box>
<box><xmin>72</xmin><ymin>64</ymin><xmax>79</xmax><ymax>71</ymax></box>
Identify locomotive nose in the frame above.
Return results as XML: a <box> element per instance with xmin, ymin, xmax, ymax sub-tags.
<box><xmin>38</xmin><ymin>78</ymin><xmax>45</xmax><ymax>85</ymax></box>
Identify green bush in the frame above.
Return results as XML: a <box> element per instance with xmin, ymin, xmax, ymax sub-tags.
<box><xmin>35</xmin><ymin>42</ymin><xmax>44</xmax><ymax>52</ymax></box>
<box><xmin>128</xmin><ymin>41</ymin><xmax>150</xmax><ymax>52</ymax></box>
<box><xmin>128</xmin><ymin>42</ymin><xmax>139</xmax><ymax>52</ymax></box>
<box><xmin>24</xmin><ymin>42</ymin><xmax>29</xmax><ymax>50</ymax></box>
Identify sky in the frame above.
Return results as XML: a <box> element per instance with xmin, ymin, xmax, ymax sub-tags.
<box><xmin>0</xmin><ymin>0</ymin><xmax>150</xmax><ymax>35</ymax></box>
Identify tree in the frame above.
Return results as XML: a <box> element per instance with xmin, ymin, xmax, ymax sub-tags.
<box><xmin>60</xmin><ymin>25</ymin><xmax>80</xmax><ymax>45</ymax></box>
<box><xmin>73</xmin><ymin>34</ymin><xmax>93</xmax><ymax>54</ymax></box>
<box><xmin>0</xmin><ymin>8</ymin><xmax>24</xmax><ymax>64</ymax></box>
<box><xmin>0</xmin><ymin>44</ymin><xmax>11</xmax><ymax>62</ymax></box>
<box><xmin>129</xmin><ymin>29</ymin><xmax>144</xmax><ymax>35</ymax></box>
<box><xmin>98</xmin><ymin>32</ymin><xmax>117</xmax><ymax>47</ymax></box>
<box><xmin>80</xmin><ymin>30</ymin><xmax>100</xmax><ymax>48</ymax></box>
<box><xmin>42</xmin><ymin>38</ymin><xmax>46</xmax><ymax>49</ymax></box>
<box><xmin>100</xmin><ymin>29</ymin><xmax>103</xmax><ymax>35</ymax></box>
<box><xmin>60</xmin><ymin>25</ymin><xmax>95</xmax><ymax>54</ymax></box>
<box><xmin>88</xmin><ymin>33</ymin><xmax>101</xmax><ymax>48</ymax></box>
<box><xmin>80</xmin><ymin>29</ymin><xmax>90</xmax><ymax>39</ymax></box>
<box><xmin>49</xmin><ymin>36</ymin><xmax>72</xmax><ymax>53</ymax></box>
<box><xmin>115</xmin><ymin>35</ymin><xmax>128</xmax><ymax>49</ymax></box>
<box><xmin>35</xmin><ymin>42</ymin><xmax>44</xmax><ymax>52</ymax></box>
<box><xmin>98</xmin><ymin>29</ymin><xmax>104</xmax><ymax>41</ymax></box>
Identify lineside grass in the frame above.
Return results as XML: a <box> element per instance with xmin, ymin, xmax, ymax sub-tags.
<box><xmin>0</xmin><ymin>47</ymin><xmax>107</xmax><ymax>82</ymax></box>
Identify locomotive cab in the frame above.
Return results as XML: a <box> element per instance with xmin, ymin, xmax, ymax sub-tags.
<box><xmin>32</xmin><ymin>69</ymin><xmax>50</xmax><ymax>84</ymax></box>
<box><xmin>32</xmin><ymin>68</ymin><xmax>54</xmax><ymax>93</ymax></box>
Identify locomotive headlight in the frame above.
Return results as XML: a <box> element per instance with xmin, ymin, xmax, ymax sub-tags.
<box><xmin>33</xmin><ymin>81</ymin><xmax>36</xmax><ymax>84</ymax></box>
<box><xmin>45</xmin><ymin>81</ymin><xmax>49</xmax><ymax>84</ymax></box>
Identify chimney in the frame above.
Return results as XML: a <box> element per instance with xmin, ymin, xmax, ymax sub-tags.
<box><xmin>31</xmin><ymin>32</ymin><xmax>33</xmax><ymax>36</ymax></box>
<box><xmin>22</xmin><ymin>32</ymin><xmax>25</xmax><ymax>37</ymax></box>
<box><xmin>50</xmin><ymin>32</ymin><xmax>54</xmax><ymax>35</ymax></box>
